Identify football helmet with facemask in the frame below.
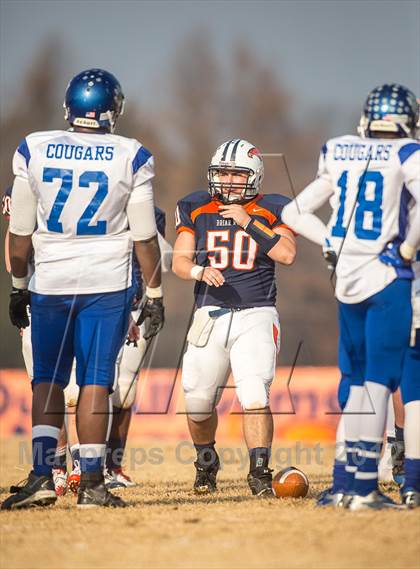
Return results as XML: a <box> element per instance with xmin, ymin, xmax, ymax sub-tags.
<box><xmin>358</xmin><ymin>84</ymin><xmax>418</xmax><ymax>138</ymax></box>
<box><xmin>208</xmin><ymin>139</ymin><xmax>264</xmax><ymax>204</ymax></box>
<box><xmin>64</xmin><ymin>68</ymin><xmax>125</xmax><ymax>133</ymax></box>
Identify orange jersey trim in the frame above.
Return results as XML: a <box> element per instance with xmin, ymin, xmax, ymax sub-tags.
<box><xmin>189</xmin><ymin>195</ymin><xmax>283</xmax><ymax>230</ymax></box>
<box><xmin>190</xmin><ymin>201</ymin><xmax>221</xmax><ymax>223</ymax></box>
<box><xmin>245</xmin><ymin>199</ymin><xmax>277</xmax><ymax>226</ymax></box>
<box><xmin>176</xmin><ymin>226</ymin><xmax>195</xmax><ymax>235</ymax></box>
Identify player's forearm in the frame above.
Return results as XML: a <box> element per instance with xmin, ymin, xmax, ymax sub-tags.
<box><xmin>172</xmin><ymin>254</ymin><xmax>199</xmax><ymax>280</ymax></box>
<box><xmin>268</xmin><ymin>235</ymin><xmax>296</xmax><ymax>265</ymax></box>
<box><xmin>133</xmin><ymin>236</ymin><xmax>162</xmax><ymax>289</ymax></box>
<box><xmin>401</xmin><ymin>206</ymin><xmax>420</xmax><ymax>259</ymax></box>
<box><xmin>4</xmin><ymin>229</ymin><xmax>11</xmax><ymax>273</ymax></box>
<box><xmin>282</xmin><ymin>176</ymin><xmax>332</xmax><ymax>246</ymax></box>
<box><xmin>281</xmin><ymin>210</ymin><xmax>328</xmax><ymax>246</ymax></box>
<box><xmin>9</xmin><ymin>233</ymin><xmax>32</xmax><ymax>286</ymax></box>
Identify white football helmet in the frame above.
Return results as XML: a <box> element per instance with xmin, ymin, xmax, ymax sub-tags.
<box><xmin>208</xmin><ymin>139</ymin><xmax>264</xmax><ymax>203</ymax></box>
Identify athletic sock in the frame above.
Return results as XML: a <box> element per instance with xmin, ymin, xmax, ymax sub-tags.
<box><xmin>70</xmin><ymin>444</ymin><xmax>80</xmax><ymax>470</ymax></box>
<box><xmin>354</xmin><ymin>381</ymin><xmax>390</xmax><ymax>496</ymax></box>
<box><xmin>332</xmin><ymin>461</ymin><xmax>347</xmax><ymax>493</ymax></box>
<box><xmin>344</xmin><ymin>439</ymin><xmax>358</xmax><ymax>492</ymax></box>
<box><xmin>32</xmin><ymin>425</ymin><xmax>60</xmax><ymax>477</ymax></box>
<box><xmin>343</xmin><ymin>385</ymin><xmax>365</xmax><ymax>493</ymax></box>
<box><xmin>332</xmin><ymin>416</ymin><xmax>346</xmax><ymax>493</ymax></box>
<box><xmin>106</xmin><ymin>437</ymin><xmax>124</xmax><ymax>471</ymax></box>
<box><xmin>194</xmin><ymin>442</ymin><xmax>218</xmax><ymax>467</ymax></box>
<box><xmin>53</xmin><ymin>445</ymin><xmax>67</xmax><ymax>470</ymax></box>
<box><xmin>79</xmin><ymin>444</ymin><xmax>106</xmax><ymax>473</ymax></box>
<box><xmin>249</xmin><ymin>447</ymin><xmax>270</xmax><ymax>472</ymax></box>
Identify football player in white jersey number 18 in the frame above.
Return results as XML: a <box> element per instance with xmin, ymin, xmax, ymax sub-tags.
<box><xmin>2</xmin><ymin>69</ymin><xmax>164</xmax><ymax>510</ymax></box>
<box><xmin>282</xmin><ymin>84</ymin><xmax>420</xmax><ymax>510</ymax></box>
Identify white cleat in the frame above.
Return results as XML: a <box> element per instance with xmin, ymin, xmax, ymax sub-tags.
<box><xmin>346</xmin><ymin>490</ymin><xmax>404</xmax><ymax>511</ymax></box>
<box><xmin>52</xmin><ymin>468</ymin><xmax>68</xmax><ymax>496</ymax></box>
<box><xmin>104</xmin><ymin>468</ymin><xmax>136</xmax><ymax>489</ymax></box>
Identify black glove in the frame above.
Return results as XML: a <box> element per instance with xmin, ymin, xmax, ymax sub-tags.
<box><xmin>137</xmin><ymin>297</ymin><xmax>164</xmax><ymax>340</ymax></box>
<box><xmin>9</xmin><ymin>288</ymin><xmax>30</xmax><ymax>329</ymax></box>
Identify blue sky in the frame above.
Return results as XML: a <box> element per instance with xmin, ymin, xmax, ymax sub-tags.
<box><xmin>1</xmin><ymin>0</ymin><xmax>419</xmax><ymax>132</ymax></box>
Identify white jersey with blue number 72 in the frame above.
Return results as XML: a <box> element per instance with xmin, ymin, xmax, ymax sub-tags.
<box><xmin>12</xmin><ymin>130</ymin><xmax>154</xmax><ymax>295</ymax></box>
<box><xmin>319</xmin><ymin>135</ymin><xmax>419</xmax><ymax>303</ymax></box>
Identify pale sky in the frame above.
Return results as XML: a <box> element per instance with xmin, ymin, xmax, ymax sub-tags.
<box><xmin>0</xmin><ymin>0</ymin><xmax>419</xmax><ymax>133</ymax></box>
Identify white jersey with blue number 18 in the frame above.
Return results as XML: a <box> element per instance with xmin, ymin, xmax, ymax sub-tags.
<box><xmin>12</xmin><ymin>130</ymin><xmax>154</xmax><ymax>295</ymax></box>
<box><xmin>319</xmin><ymin>135</ymin><xmax>419</xmax><ymax>303</ymax></box>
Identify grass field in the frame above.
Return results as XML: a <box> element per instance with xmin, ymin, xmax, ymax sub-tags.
<box><xmin>0</xmin><ymin>438</ymin><xmax>419</xmax><ymax>569</ymax></box>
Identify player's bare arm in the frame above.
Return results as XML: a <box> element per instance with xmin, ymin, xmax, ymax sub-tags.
<box><xmin>269</xmin><ymin>226</ymin><xmax>296</xmax><ymax>264</ymax></box>
<box><xmin>9</xmin><ymin>233</ymin><xmax>32</xmax><ymax>279</ymax></box>
<box><xmin>134</xmin><ymin>235</ymin><xmax>162</xmax><ymax>288</ymax></box>
<box><xmin>172</xmin><ymin>231</ymin><xmax>225</xmax><ymax>287</ymax></box>
<box><xmin>4</xmin><ymin>228</ymin><xmax>11</xmax><ymax>272</ymax></box>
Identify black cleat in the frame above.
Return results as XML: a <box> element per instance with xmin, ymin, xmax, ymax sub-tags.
<box><xmin>401</xmin><ymin>489</ymin><xmax>420</xmax><ymax>509</ymax></box>
<box><xmin>77</xmin><ymin>471</ymin><xmax>127</xmax><ymax>508</ymax></box>
<box><xmin>1</xmin><ymin>471</ymin><xmax>56</xmax><ymax>510</ymax></box>
<box><xmin>247</xmin><ymin>467</ymin><xmax>274</xmax><ymax>497</ymax></box>
<box><xmin>391</xmin><ymin>440</ymin><xmax>405</xmax><ymax>486</ymax></box>
<box><xmin>193</xmin><ymin>460</ymin><xmax>219</xmax><ymax>494</ymax></box>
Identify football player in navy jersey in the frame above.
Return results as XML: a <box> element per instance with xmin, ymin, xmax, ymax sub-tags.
<box><xmin>172</xmin><ymin>139</ymin><xmax>296</xmax><ymax>496</ymax></box>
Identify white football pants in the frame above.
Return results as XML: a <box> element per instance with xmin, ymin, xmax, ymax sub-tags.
<box><xmin>182</xmin><ymin>306</ymin><xmax>280</xmax><ymax>421</ymax></box>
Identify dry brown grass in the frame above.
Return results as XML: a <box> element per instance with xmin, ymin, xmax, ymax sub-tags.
<box><xmin>0</xmin><ymin>439</ymin><xmax>419</xmax><ymax>569</ymax></box>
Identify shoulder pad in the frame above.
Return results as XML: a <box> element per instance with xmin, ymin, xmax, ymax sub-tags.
<box><xmin>259</xmin><ymin>193</ymin><xmax>291</xmax><ymax>209</ymax></box>
<box><xmin>178</xmin><ymin>190</ymin><xmax>210</xmax><ymax>207</ymax></box>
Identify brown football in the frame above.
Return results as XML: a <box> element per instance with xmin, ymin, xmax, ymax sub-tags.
<box><xmin>272</xmin><ymin>467</ymin><xmax>309</xmax><ymax>498</ymax></box>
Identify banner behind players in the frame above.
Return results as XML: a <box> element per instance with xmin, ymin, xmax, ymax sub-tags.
<box><xmin>0</xmin><ymin>367</ymin><xmax>340</xmax><ymax>442</ymax></box>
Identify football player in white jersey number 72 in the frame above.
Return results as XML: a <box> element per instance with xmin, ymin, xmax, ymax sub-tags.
<box><xmin>2</xmin><ymin>68</ymin><xmax>164</xmax><ymax>510</ymax></box>
<box><xmin>282</xmin><ymin>84</ymin><xmax>420</xmax><ymax>510</ymax></box>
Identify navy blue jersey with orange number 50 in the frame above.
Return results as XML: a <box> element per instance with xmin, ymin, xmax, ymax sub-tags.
<box><xmin>175</xmin><ymin>190</ymin><xmax>292</xmax><ymax>309</ymax></box>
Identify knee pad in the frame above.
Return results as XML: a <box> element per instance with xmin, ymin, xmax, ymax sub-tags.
<box><xmin>237</xmin><ymin>377</ymin><xmax>270</xmax><ymax>410</ymax></box>
<box><xmin>184</xmin><ymin>394</ymin><xmax>214</xmax><ymax>422</ymax></box>
<box><xmin>112</xmin><ymin>337</ymin><xmax>145</xmax><ymax>408</ymax></box>
<box><xmin>112</xmin><ymin>372</ymin><xmax>138</xmax><ymax>409</ymax></box>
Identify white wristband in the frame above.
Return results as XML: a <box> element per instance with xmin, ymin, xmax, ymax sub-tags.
<box><xmin>146</xmin><ymin>285</ymin><xmax>163</xmax><ymax>299</ymax></box>
<box><xmin>190</xmin><ymin>265</ymin><xmax>204</xmax><ymax>281</ymax></box>
<box><xmin>400</xmin><ymin>241</ymin><xmax>415</xmax><ymax>262</ymax></box>
<box><xmin>12</xmin><ymin>275</ymin><xmax>30</xmax><ymax>289</ymax></box>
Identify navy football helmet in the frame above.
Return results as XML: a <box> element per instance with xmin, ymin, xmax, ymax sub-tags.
<box><xmin>64</xmin><ymin>69</ymin><xmax>125</xmax><ymax>132</ymax></box>
<box><xmin>358</xmin><ymin>84</ymin><xmax>418</xmax><ymax>138</ymax></box>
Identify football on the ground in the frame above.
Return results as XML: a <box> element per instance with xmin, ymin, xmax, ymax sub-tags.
<box><xmin>272</xmin><ymin>467</ymin><xmax>309</xmax><ymax>498</ymax></box>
